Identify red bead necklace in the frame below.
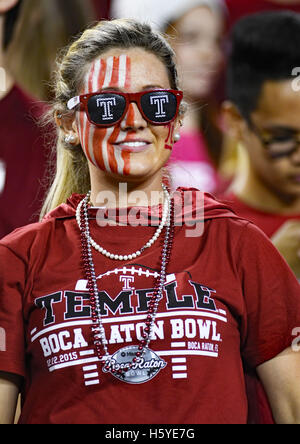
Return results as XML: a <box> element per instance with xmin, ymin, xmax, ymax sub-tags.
<box><xmin>79</xmin><ymin>189</ymin><xmax>175</xmax><ymax>382</ymax></box>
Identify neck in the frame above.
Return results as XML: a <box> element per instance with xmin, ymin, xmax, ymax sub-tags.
<box><xmin>231</xmin><ymin>152</ymin><xmax>300</xmax><ymax>214</ymax></box>
<box><xmin>89</xmin><ymin>168</ymin><xmax>167</xmax><ymax>209</ymax></box>
<box><xmin>0</xmin><ymin>15</ymin><xmax>14</xmax><ymax>100</ymax></box>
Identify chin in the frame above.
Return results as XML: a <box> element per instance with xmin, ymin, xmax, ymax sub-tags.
<box><xmin>276</xmin><ymin>184</ymin><xmax>300</xmax><ymax>202</ymax></box>
<box><xmin>105</xmin><ymin>168</ymin><xmax>158</xmax><ymax>183</ymax></box>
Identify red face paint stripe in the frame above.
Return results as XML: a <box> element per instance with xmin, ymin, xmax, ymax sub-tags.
<box><xmin>120</xmin><ymin>104</ymin><xmax>136</xmax><ymax>175</ymax></box>
<box><xmin>79</xmin><ymin>110</ymin><xmax>85</xmax><ymax>144</ymax></box>
<box><xmin>92</xmin><ymin>129</ymin><xmax>106</xmax><ymax>171</ymax></box>
<box><xmin>105</xmin><ymin>57</ymin><xmax>121</xmax><ymax>172</ymax></box>
<box><xmin>107</xmin><ymin>126</ymin><xmax>121</xmax><ymax>174</ymax></box>
<box><xmin>76</xmin><ymin>80</ymin><xmax>90</xmax><ymax>163</ymax></box>
<box><xmin>164</xmin><ymin>123</ymin><xmax>175</xmax><ymax>150</ymax></box>
<box><xmin>98</xmin><ymin>59</ymin><xmax>107</xmax><ymax>91</ymax></box>
<box><xmin>110</xmin><ymin>56</ymin><xmax>120</xmax><ymax>87</ymax></box>
<box><xmin>125</xmin><ymin>102</ymin><xmax>136</xmax><ymax>128</ymax></box>
<box><xmin>90</xmin><ymin>58</ymin><xmax>108</xmax><ymax>169</ymax></box>
<box><xmin>78</xmin><ymin>105</ymin><xmax>94</xmax><ymax>165</ymax></box>
<box><xmin>76</xmin><ymin>63</ymin><xmax>96</xmax><ymax>166</ymax></box>
<box><xmin>81</xmin><ymin>55</ymin><xmax>134</xmax><ymax>176</ymax></box>
<box><xmin>84</xmin><ymin>120</ymin><xmax>95</xmax><ymax>163</ymax></box>
<box><xmin>88</xmin><ymin>62</ymin><xmax>95</xmax><ymax>93</ymax></box>
<box><xmin>121</xmin><ymin>151</ymin><xmax>131</xmax><ymax>176</ymax></box>
<box><xmin>125</xmin><ymin>57</ymin><xmax>131</xmax><ymax>90</ymax></box>
<box><xmin>121</xmin><ymin>56</ymin><xmax>132</xmax><ymax>176</ymax></box>
<box><xmin>82</xmin><ymin>123</ymin><xmax>95</xmax><ymax>165</ymax></box>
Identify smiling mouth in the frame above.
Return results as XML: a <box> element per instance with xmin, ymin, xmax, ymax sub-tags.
<box><xmin>114</xmin><ymin>141</ymin><xmax>151</xmax><ymax>152</ymax></box>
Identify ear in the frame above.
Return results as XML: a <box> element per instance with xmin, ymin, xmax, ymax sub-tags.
<box><xmin>221</xmin><ymin>101</ymin><xmax>246</xmax><ymax>141</ymax></box>
<box><xmin>55</xmin><ymin>111</ymin><xmax>80</xmax><ymax>146</ymax></box>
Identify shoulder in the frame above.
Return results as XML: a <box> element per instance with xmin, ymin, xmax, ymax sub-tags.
<box><xmin>1</xmin><ymin>85</ymin><xmax>47</xmax><ymax>123</ymax></box>
<box><xmin>1</xmin><ymin>219</ymin><xmax>49</xmax><ymax>243</ymax></box>
<box><xmin>0</xmin><ymin>217</ymin><xmax>61</xmax><ymax>261</ymax></box>
<box><xmin>233</xmin><ymin>219</ymin><xmax>299</xmax><ymax>283</ymax></box>
<box><xmin>175</xmin><ymin>187</ymin><xmax>250</xmax><ymax>225</ymax></box>
<box><xmin>0</xmin><ymin>195</ymin><xmax>80</xmax><ymax>257</ymax></box>
<box><xmin>12</xmin><ymin>85</ymin><xmax>48</xmax><ymax>117</ymax></box>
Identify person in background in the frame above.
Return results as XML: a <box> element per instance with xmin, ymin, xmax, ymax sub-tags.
<box><xmin>0</xmin><ymin>0</ymin><xmax>49</xmax><ymax>239</ymax></box>
<box><xmin>0</xmin><ymin>18</ymin><xmax>300</xmax><ymax>425</ymax></box>
<box><xmin>218</xmin><ymin>1</ymin><xmax>300</xmax><ymax>184</ymax></box>
<box><xmin>111</xmin><ymin>0</ymin><xmax>227</xmax><ymax>193</ymax></box>
<box><xmin>222</xmin><ymin>11</ymin><xmax>300</xmax><ymax>280</ymax></box>
<box><xmin>5</xmin><ymin>0</ymin><xmax>96</xmax><ymax>101</ymax></box>
<box><xmin>221</xmin><ymin>11</ymin><xmax>300</xmax><ymax>423</ymax></box>
<box><xmin>0</xmin><ymin>0</ymin><xmax>97</xmax><ymax>239</ymax></box>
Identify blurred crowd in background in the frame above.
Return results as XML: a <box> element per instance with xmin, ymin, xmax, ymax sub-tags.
<box><xmin>0</xmin><ymin>0</ymin><xmax>300</xmax><ymax>253</ymax></box>
<box><xmin>1</xmin><ymin>0</ymin><xmax>300</xmax><ymax>263</ymax></box>
<box><xmin>1</xmin><ymin>0</ymin><xmax>300</xmax><ymax>425</ymax></box>
<box><xmin>2</xmin><ymin>0</ymin><xmax>300</xmax><ymax>276</ymax></box>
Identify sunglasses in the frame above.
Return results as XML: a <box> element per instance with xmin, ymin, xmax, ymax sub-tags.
<box><xmin>248</xmin><ymin>119</ymin><xmax>300</xmax><ymax>159</ymax></box>
<box><xmin>67</xmin><ymin>89</ymin><xmax>183</xmax><ymax>127</ymax></box>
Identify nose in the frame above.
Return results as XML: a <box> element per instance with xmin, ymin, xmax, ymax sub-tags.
<box><xmin>120</xmin><ymin>102</ymin><xmax>147</xmax><ymax>130</ymax></box>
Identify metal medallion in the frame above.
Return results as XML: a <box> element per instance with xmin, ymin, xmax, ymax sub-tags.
<box><xmin>103</xmin><ymin>345</ymin><xmax>167</xmax><ymax>384</ymax></box>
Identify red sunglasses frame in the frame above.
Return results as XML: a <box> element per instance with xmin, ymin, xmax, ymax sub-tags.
<box><xmin>67</xmin><ymin>89</ymin><xmax>183</xmax><ymax>127</ymax></box>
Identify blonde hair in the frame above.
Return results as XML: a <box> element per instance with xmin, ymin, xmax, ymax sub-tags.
<box><xmin>40</xmin><ymin>18</ymin><xmax>180</xmax><ymax>219</ymax></box>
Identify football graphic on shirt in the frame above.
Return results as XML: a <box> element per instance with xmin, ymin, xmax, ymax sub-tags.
<box><xmin>32</xmin><ymin>262</ymin><xmax>225</xmax><ymax>387</ymax></box>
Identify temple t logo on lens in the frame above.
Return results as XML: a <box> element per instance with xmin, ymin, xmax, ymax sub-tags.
<box><xmin>96</xmin><ymin>97</ymin><xmax>117</xmax><ymax>121</ymax></box>
<box><xmin>150</xmin><ymin>94</ymin><xmax>169</xmax><ymax>118</ymax></box>
<box><xmin>67</xmin><ymin>89</ymin><xmax>183</xmax><ymax>126</ymax></box>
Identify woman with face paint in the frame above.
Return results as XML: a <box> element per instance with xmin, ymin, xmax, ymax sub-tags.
<box><xmin>0</xmin><ymin>19</ymin><xmax>300</xmax><ymax>425</ymax></box>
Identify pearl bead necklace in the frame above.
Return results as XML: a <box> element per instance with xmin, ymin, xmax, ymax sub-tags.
<box><xmin>78</xmin><ymin>186</ymin><xmax>175</xmax><ymax>377</ymax></box>
<box><xmin>76</xmin><ymin>184</ymin><xmax>170</xmax><ymax>261</ymax></box>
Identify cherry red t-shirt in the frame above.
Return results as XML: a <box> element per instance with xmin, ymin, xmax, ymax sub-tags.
<box><xmin>221</xmin><ymin>192</ymin><xmax>300</xmax><ymax>237</ymax></box>
<box><xmin>218</xmin><ymin>192</ymin><xmax>300</xmax><ymax>423</ymax></box>
<box><xmin>0</xmin><ymin>85</ymin><xmax>50</xmax><ymax>239</ymax></box>
<box><xmin>0</xmin><ymin>190</ymin><xmax>299</xmax><ymax>424</ymax></box>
